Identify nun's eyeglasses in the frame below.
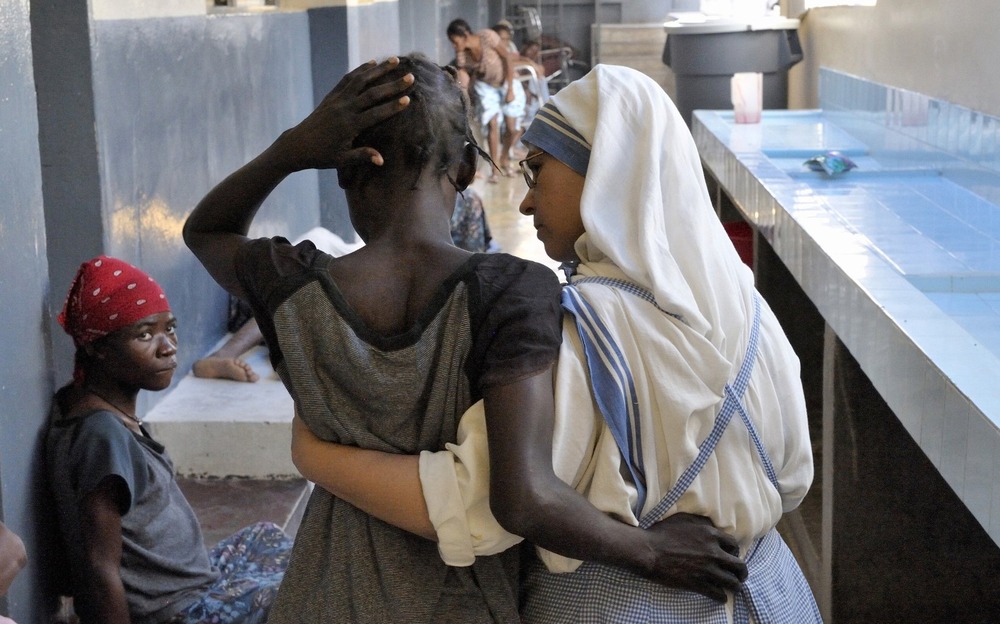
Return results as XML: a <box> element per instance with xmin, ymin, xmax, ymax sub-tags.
<box><xmin>518</xmin><ymin>152</ymin><xmax>544</xmax><ymax>189</ymax></box>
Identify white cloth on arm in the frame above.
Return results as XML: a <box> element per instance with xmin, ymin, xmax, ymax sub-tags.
<box><xmin>472</xmin><ymin>79</ymin><xmax>527</xmax><ymax>129</ymax></box>
<box><xmin>419</xmin><ymin>65</ymin><xmax>813</xmax><ymax>573</ymax></box>
<box><xmin>292</xmin><ymin>226</ymin><xmax>363</xmax><ymax>256</ymax></box>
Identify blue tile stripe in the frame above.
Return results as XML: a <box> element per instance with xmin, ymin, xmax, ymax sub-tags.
<box><xmin>820</xmin><ymin>68</ymin><xmax>1000</xmax><ymax>178</ymax></box>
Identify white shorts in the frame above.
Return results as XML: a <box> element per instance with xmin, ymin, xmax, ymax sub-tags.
<box><xmin>473</xmin><ymin>79</ymin><xmax>526</xmax><ymax>130</ymax></box>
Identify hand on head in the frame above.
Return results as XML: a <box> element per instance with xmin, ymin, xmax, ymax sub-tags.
<box><xmin>276</xmin><ymin>58</ymin><xmax>413</xmax><ymax>172</ymax></box>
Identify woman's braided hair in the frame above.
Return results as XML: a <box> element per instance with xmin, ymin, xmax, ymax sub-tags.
<box><xmin>345</xmin><ymin>54</ymin><xmax>485</xmax><ymax>192</ymax></box>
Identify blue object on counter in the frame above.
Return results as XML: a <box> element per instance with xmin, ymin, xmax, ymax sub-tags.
<box><xmin>804</xmin><ymin>150</ymin><xmax>857</xmax><ymax>176</ymax></box>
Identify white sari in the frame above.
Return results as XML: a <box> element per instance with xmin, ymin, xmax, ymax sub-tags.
<box><xmin>419</xmin><ymin>64</ymin><xmax>816</xmax><ymax>621</ymax></box>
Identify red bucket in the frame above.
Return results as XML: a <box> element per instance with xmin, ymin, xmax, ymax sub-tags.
<box><xmin>723</xmin><ymin>221</ymin><xmax>754</xmax><ymax>268</ymax></box>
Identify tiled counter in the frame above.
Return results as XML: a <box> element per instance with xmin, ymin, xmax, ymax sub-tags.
<box><xmin>693</xmin><ymin>69</ymin><xmax>1000</xmax><ymax>621</ymax></box>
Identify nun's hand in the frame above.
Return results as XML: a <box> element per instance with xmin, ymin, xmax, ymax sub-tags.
<box><xmin>642</xmin><ymin>512</ymin><xmax>748</xmax><ymax>602</ymax></box>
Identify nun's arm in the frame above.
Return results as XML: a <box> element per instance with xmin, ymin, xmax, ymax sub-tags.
<box><xmin>484</xmin><ymin>370</ymin><xmax>747</xmax><ymax>601</ymax></box>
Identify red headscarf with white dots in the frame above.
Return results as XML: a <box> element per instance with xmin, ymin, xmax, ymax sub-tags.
<box><xmin>58</xmin><ymin>255</ymin><xmax>171</xmax><ymax>348</ymax></box>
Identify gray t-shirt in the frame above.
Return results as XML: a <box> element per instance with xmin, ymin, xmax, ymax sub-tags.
<box><xmin>236</xmin><ymin>238</ymin><xmax>563</xmax><ymax>623</ymax></box>
<box><xmin>46</xmin><ymin>408</ymin><xmax>219</xmax><ymax>623</ymax></box>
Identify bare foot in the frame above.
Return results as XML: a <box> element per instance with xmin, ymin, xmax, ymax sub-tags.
<box><xmin>192</xmin><ymin>356</ymin><xmax>260</xmax><ymax>383</ymax></box>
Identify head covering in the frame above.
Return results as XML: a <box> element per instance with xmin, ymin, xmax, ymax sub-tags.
<box><xmin>58</xmin><ymin>256</ymin><xmax>170</xmax><ymax>348</ymax></box>
<box><xmin>528</xmin><ymin>68</ymin><xmax>811</xmax><ymax>566</ymax></box>
<box><xmin>525</xmin><ymin>64</ymin><xmax>754</xmax><ymax>354</ymax></box>
<box><xmin>522</xmin><ymin>102</ymin><xmax>591</xmax><ymax>176</ymax></box>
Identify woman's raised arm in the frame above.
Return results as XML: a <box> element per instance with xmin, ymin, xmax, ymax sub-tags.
<box><xmin>183</xmin><ymin>58</ymin><xmax>412</xmax><ymax>298</ymax></box>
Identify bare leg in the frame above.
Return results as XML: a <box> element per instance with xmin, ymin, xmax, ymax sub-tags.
<box><xmin>191</xmin><ymin>318</ymin><xmax>263</xmax><ymax>382</ymax></box>
<box><xmin>487</xmin><ymin>116</ymin><xmax>501</xmax><ymax>183</ymax></box>
<box><xmin>501</xmin><ymin>115</ymin><xmax>523</xmax><ymax>173</ymax></box>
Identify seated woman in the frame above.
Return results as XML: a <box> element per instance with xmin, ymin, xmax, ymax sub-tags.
<box><xmin>46</xmin><ymin>255</ymin><xmax>291</xmax><ymax>624</ymax></box>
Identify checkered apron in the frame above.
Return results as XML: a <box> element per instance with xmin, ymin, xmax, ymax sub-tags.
<box><xmin>521</xmin><ymin>278</ymin><xmax>821</xmax><ymax>624</ymax></box>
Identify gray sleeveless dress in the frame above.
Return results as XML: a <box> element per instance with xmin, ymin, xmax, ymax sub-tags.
<box><xmin>236</xmin><ymin>238</ymin><xmax>562</xmax><ymax>623</ymax></box>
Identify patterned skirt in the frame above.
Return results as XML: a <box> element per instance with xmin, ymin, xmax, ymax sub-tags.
<box><xmin>169</xmin><ymin>522</ymin><xmax>292</xmax><ymax>624</ymax></box>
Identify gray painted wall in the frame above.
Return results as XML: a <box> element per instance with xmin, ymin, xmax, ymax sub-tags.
<box><xmin>1</xmin><ymin>0</ymin><xmax>53</xmax><ymax>620</ymax></box>
<box><xmin>307</xmin><ymin>3</ymin><xmax>405</xmax><ymax>240</ymax></box>
<box><xmin>308</xmin><ymin>7</ymin><xmax>354</xmax><ymax>239</ymax></box>
<box><xmin>349</xmin><ymin>1</ymin><xmax>405</xmax><ymax>65</ymax></box>
<box><xmin>32</xmin><ymin>0</ymin><xmax>105</xmax><ymax>394</ymax></box>
<box><xmin>400</xmin><ymin>0</ymin><xmax>443</xmax><ymax>58</ymax></box>
<box><xmin>87</xmin><ymin>13</ymin><xmax>321</xmax><ymax>413</ymax></box>
<box><xmin>620</xmin><ymin>0</ymin><xmax>673</xmax><ymax>23</ymax></box>
<box><xmin>35</xmin><ymin>8</ymin><xmax>323</xmax><ymax>400</ymax></box>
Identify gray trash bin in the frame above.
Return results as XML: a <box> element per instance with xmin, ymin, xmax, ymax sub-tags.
<box><xmin>663</xmin><ymin>17</ymin><xmax>802</xmax><ymax>126</ymax></box>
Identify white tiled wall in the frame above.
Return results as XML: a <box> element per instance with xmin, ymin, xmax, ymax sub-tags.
<box><xmin>820</xmin><ymin>68</ymin><xmax>1000</xmax><ymax>179</ymax></box>
<box><xmin>693</xmin><ymin>69</ymin><xmax>1000</xmax><ymax>544</ymax></box>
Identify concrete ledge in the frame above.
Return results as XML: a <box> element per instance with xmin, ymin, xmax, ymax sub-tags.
<box><xmin>146</xmin><ymin>344</ymin><xmax>298</xmax><ymax>477</ymax></box>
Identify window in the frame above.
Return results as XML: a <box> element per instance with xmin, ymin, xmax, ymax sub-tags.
<box><xmin>804</xmin><ymin>0</ymin><xmax>876</xmax><ymax>7</ymax></box>
<box><xmin>785</xmin><ymin>0</ymin><xmax>875</xmax><ymax>16</ymax></box>
<box><xmin>211</xmin><ymin>0</ymin><xmax>277</xmax><ymax>8</ymax></box>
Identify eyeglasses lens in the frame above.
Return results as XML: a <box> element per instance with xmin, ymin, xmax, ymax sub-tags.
<box><xmin>519</xmin><ymin>156</ymin><xmax>538</xmax><ymax>188</ymax></box>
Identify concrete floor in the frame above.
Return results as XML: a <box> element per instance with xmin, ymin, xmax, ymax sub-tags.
<box><xmin>472</xmin><ymin>160</ymin><xmax>560</xmax><ymax>274</ymax></box>
<box><xmin>178</xmin><ymin>476</ymin><xmax>310</xmax><ymax>545</ymax></box>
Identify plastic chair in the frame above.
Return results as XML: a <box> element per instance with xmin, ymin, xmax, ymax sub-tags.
<box><xmin>537</xmin><ymin>46</ymin><xmax>588</xmax><ymax>92</ymax></box>
<box><xmin>514</xmin><ymin>63</ymin><xmax>547</xmax><ymax>125</ymax></box>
